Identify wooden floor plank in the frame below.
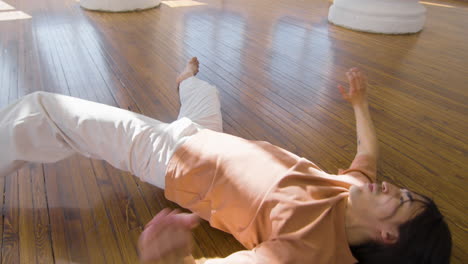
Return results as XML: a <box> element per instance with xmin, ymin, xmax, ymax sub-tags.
<box><xmin>15</xmin><ymin>164</ymin><xmax>54</xmax><ymax>263</ymax></box>
<box><xmin>18</xmin><ymin>165</ymin><xmax>38</xmax><ymax>264</ymax></box>
<box><xmin>76</xmin><ymin>156</ymin><xmax>125</xmax><ymax>264</ymax></box>
<box><xmin>67</xmin><ymin>156</ymin><xmax>108</xmax><ymax>264</ymax></box>
<box><xmin>91</xmin><ymin>160</ymin><xmax>141</xmax><ymax>263</ymax></box>
<box><xmin>44</xmin><ymin>163</ymin><xmax>72</xmax><ymax>263</ymax></box>
<box><xmin>55</xmin><ymin>158</ymin><xmax>90</xmax><ymax>264</ymax></box>
<box><xmin>2</xmin><ymin>173</ymin><xmax>20</xmax><ymax>264</ymax></box>
<box><xmin>30</xmin><ymin>165</ymin><xmax>55</xmax><ymax>264</ymax></box>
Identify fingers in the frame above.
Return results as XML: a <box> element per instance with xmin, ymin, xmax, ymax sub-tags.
<box><xmin>173</xmin><ymin>213</ymin><xmax>200</xmax><ymax>229</ymax></box>
<box><xmin>168</xmin><ymin>208</ymin><xmax>182</xmax><ymax>217</ymax></box>
<box><xmin>337</xmin><ymin>85</ymin><xmax>349</xmax><ymax>101</ymax></box>
<box><xmin>145</xmin><ymin>208</ymin><xmax>200</xmax><ymax>231</ymax></box>
<box><xmin>145</xmin><ymin>208</ymin><xmax>172</xmax><ymax>228</ymax></box>
<box><xmin>139</xmin><ymin>224</ymin><xmax>192</xmax><ymax>262</ymax></box>
<box><xmin>351</xmin><ymin>67</ymin><xmax>367</xmax><ymax>87</ymax></box>
<box><xmin>139</xmin><ymin>220</ymin><xmax>160</xmax><ymax>247</ymax></box>
<box><xmin>345</xmin><ymin>71</ymin><xmax>356</xmax><ymax>94</ymax></box>
<box><xmin>139</xmin><ymin>209</ymin><xmax>198</xmax><ymax>263</ymax></box>
<box><xmin>350</xmin><ymin>71</ymin><xmax>359</xmax><ymax>93</ymax></box>
<box><xmin>341</xmin><ymin>67</ymin><xmax>369</xmax><ymax>105</ymax></box>
<box><xmin>345</xmin><ymin>71</ymin><xmax>353</xmax><ymax>84</ymax></box>
<box><xmin>345</xmin><ymin>67</ymin><xmax>367</xmax><ymax>91</ymax></box>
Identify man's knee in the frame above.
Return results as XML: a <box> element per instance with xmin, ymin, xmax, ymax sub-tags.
<box><xmin>22</xmin><ymin>91</ymin><xmax>57</xmax><ymax>106</ymax></box>
<box><xmin>27</xmin><ymin>91</ymin><xmax>55</xmax><ymax>100</ymax></box>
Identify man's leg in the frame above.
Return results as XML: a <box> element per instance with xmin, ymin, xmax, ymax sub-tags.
<box><xmin>0</xmin><ymin>57</ymin><xmax>221</xmax><ymax>188</ymax></box>
<box><xmin>176</xmin><ymin>57</ymin><xmax>223</xmax><ymax>133</ymax></box>
<box><xmin>0</xmin><ymin>91</ymin><xmax>175</xmax><ymax>188</ymax></box>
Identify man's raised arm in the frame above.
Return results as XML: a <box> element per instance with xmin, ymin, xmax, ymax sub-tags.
<box><xmin>338</xmin><ymin>68</ymin><xmax>378</xmax><ymax>182</ymax></box>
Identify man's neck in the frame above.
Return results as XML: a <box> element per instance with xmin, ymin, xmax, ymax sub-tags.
<box><xmin>345</xmin><ymin>197</ymin><xmax>374</xmax><ymax>246</ymax></box>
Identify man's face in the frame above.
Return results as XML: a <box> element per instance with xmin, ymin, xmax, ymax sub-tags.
<box><xmin>349</xmin><ymin>181</ymin><xmax>426</xmax><ymax>227</ymax></box>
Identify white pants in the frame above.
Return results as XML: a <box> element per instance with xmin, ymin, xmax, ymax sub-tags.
<box><xmin>0</xmin><ymin>77</ymin><xmax>222</xmax><ymax>189</ymax></box>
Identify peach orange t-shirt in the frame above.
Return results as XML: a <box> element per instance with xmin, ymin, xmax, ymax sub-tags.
<box><xmin>165</xmin><ymin>130</ymin><xmax>375</xmax><ymax>264</ymax></box>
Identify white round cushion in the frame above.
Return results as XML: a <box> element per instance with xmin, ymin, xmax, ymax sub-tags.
<box><xmin>80</xmin><ymin>0</ymin><xmax>161</xmax><ymax>12</ymax></box>
<box><xmin>328</xmin><ymin>0</ymin><xmax>426</xmax><ymax>34</ymax></box>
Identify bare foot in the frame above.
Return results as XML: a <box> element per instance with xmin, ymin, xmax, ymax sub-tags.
<box><xmin>176</xmin><ymin>57</ymin><xmax>199</xmax><ymax>88</ymax></box>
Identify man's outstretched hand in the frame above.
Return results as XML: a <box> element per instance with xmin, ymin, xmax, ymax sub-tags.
<box><xmin>338</xmin><ymin>67</ymin><xmax>369</xmax><ymax>107</ymax></box>
<box><xmin>139</xmin><ymin>208</ymin><xmax>200</xmax><ymax>264</ymax></box>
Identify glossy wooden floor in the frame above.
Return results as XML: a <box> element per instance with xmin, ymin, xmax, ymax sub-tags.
<box><xmin>0</xmin><ymin>0</ymin><xmax>467</xmax><ymax>263</ymax></box>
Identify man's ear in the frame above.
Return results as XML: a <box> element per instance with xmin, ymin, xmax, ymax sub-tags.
<box><xmin>380</xmin><ymin>229</ymin><xmax>399</xmax><ymax>244</ymax></box>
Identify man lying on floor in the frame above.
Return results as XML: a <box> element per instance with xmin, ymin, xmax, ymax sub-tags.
<box><xmin>0</xmin><ymin>58</ymin><xmax>451</xmax><ymax>264</ymax></box>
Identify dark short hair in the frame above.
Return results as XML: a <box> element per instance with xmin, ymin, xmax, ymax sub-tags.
<box><xmin>350</xmin><ymin>196</ymin><xmax>452</xmax><ymax>264</ymax></box>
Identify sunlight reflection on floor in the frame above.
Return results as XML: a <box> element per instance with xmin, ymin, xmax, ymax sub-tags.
<box><xmin>0</xmin><ymin>0</ymin><xmax>14</xmax><ymax>11</ymax></box>
<box><xmin>162</xmin><ymin>0</ymin><xmax>207</xmax><ymax>8</ymax></box>
<box><xmin>420</xmin><ymin>1</ymin><xmax>454</xmax><ymax>8</ymax></box>
<box><xmin>0</xmin><ymin>10</ymin><xmax>31</xmax><ymax>21</ymax></box>
<box><xmin>0</xmin><ymin>1</ymin><xmax>32</xmax><ymax>21</ymax></box>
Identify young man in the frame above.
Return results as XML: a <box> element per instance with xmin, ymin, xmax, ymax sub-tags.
<box><xmin>0</xmin><ymin>58</ymin><xmax>451</xmax><ymax>264</ymax></box>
